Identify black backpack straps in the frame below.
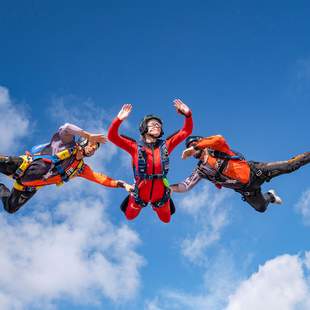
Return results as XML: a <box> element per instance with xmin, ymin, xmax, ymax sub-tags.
<box><xmin>212</xmin><ymin>158</ymin><xmax>228</xmax><ymax>183</ymax></box>
<box><xmin>208</xmin><ymin>149</ymin><xmax>244</xmax><ymax>160</ymax></box>
<box><xmin>159</xmin><ymin>140</ymin><xmax>169</xmax><ymax>177</ymax></box>
<box><xmin>231</xmin><ymin>150</ymin><xmax>245</xmax><ymax>160</ymax></box>
<box><xmin>135</xmin><ymin>142</ymin><xmax>147</xmax><ymax>179</ymax></box>
<box><xmin>134</xmin><ymin>140</ymin><xmax>170</xmax><ymax>180</ymax></box>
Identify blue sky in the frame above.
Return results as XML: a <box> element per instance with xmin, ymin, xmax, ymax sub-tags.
<box><xmin>1</xmin><ymin>1</ymin><xmax>310</xmax><ymax>309</ymax></box>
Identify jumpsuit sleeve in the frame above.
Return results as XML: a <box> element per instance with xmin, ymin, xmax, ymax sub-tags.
<box><xmin>58</xmin><ymin>123</ymin><xmax>84</xmax><ymax>144</ymax></box>
<box><xmin>170</xmin><ymin>167</ymin><xmax>202</xmax><ymax>192</ymax></box>
<box><xmin>166</xmin><ymin>112</ymin><xmax>193</xmax><ymax>154</ymax></box>
<box><xmin>107</xmin><ymin>117</ymin><xmax>136</xmax><ymax>155</ymax></box>
<box><xmin>78</xmin><ymin>164</ymin><xmax>121</xmax><ymax>188</ymax></box>
<box><xmin>194</xmin><ymin>135</ymin><xmax>232</xmax><ymax>153</ymax></box>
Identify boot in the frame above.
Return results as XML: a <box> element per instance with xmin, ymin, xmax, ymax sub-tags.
<box><xmin>267</xmin><ymin>189</ymin><xmax>283</xmax><ymax>204</ymax></box>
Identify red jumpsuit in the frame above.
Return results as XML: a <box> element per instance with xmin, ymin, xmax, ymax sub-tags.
<box><xmin>108</xmin><ymin>113</ymin><xmax>193</xmax><ymax>223</ymax></box>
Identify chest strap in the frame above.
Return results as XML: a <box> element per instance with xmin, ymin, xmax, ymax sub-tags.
<box><xmin>207</xmin><ymin>149</ymin><xmax>245</xmax><ymax>183</ymax></box>
<box><xmin>132</xmin><ymin>186</ymin><xmax>171</xmax><ymax>208</ymax></box>
<box><xmin>134</xmin><ymin>140</ymin><xmax>169</xmax><ymax>180</ymax></box>
<box><xmin>13</xmin><ymin>148</ymin><xmax>77</xmax><ymax>181</ymax></box>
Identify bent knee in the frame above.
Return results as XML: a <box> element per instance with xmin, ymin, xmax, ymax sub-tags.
<box><xmin>160</xmin><ymin>217</ymin><xmax>171</xmax><ymax>223</ymax></box>
<box><xmin>255</xmin><ymin>207</ymin><xmax>267</xmax><ymax>213</ymax></box>
<box><xmin>125</xmin><ymin>213</ymin><xmax>139</xmax><ymax>221</ymax></box>
<box><xmin>252</xmin><ymin>203</ymin><xmax>267</xmax><ymax>213</ymax></box>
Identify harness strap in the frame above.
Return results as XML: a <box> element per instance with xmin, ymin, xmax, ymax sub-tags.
<box><xmin>132</xmin><ymin>185</ymin><xmax>171</xmax><ymax>208</ymax></box>
<box><xmin>214</xmin><ymin>158</ymin><xmax>229</xmax><ymax>182</ymax></box>
<box><xmin>13</xmin><ymin>148</ymin><xmax>77</xmax><ymax>181</ymax></box>
<box><xmin>134</xmin><ymin>140</ymin><xmax>170</xmax><ymax>180</ymax></box>
<box><xmin>207</xmin><ymin>149</ymin><xmax>245</xmax><ymax>183</ymax></box>
<box><xmin>13</xmin><ymin>181</ymin><xmax>42</xmax><ymax>192</ymax></box>
<box><xmin>13</xmin><ymin>155</ymin><xmax>32</xmax><ymax>180</ymax></box>
<box><xmin>53</xmin><ymin>159</ymin><xmax>84</xmax><ymax>184</ymax></box>
<box><xmin>208</xmin><ymin>149</ymin><xmax>244</xmax><ymax>160</ymax></box>
<box><xmin>159</xmin><ymin>140</ymin><xmax>169</xmax><ymax>177</ymax></box>
<box><xmin>135</xmin><ymin>143</ymin><xmax>147</xmax><ymax>179</ymax></box>
<box><xmin>152</xmin><ymin>187</ymin><xmax>171</xmax><ymax>208</ymax></box>
<box><xmin>132</xmin><ymin>186</ymin><xmax>148</xmax><ymax>208</ymax></box>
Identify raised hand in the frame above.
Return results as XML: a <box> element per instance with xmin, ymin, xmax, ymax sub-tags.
<box><xmin>88</xmin><ymin>133</ymin><xmax>107</xmax><ymax>144</ymax></box>
<box><xmin>117</xmin><ymin>104</ymin><xmax>132</xmax><ymax>121</ymax></box>
<box><xmin>173</xmin><ymin>99</ymin><xmax>190</xmax><ymax>116</ymax></box>
<box><xmin>181</xmin><ymin>146</ymin><xmax>196</xmax><ymax>160</ymax></box>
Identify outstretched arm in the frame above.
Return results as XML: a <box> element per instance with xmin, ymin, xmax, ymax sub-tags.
<box><xmin>59</xmin><ymin>123</ymin><xmax>107</xmax><ymax>144</ymax></box>
<box><xmin>170</xmin><ymin>168</ymin><xmax>202</xmax><ymax>193</ymax></box>
<box><xmin>107</xmin><ymin>104</ymin><xmax>136</xmax><ymax>155</ymax></box>
<box><xmin>166</xmin><ymin>99</ymin><xmax>193</xmax><ymax>153</ymax></box>
<box><xmin>78</xmin><ymin>164</ymin><xmax>134</xmax><ymax>191</ymax></box>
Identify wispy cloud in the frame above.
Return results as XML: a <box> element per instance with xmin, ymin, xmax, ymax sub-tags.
<box><xmin>0</xmin><ymin>86</ymin><xmax>30</xmax><ymax>153</ymax></box>
<box><xmin>226</xmin><ymin>253</ymin><xmax>310</xmax><ymax>310</ymax></box>
<box><xmin>49</xmin><ymin>95</ymin><xmax>132</xmax><ymax>133</ymax></box>
<box><xmin>0</xmin><ymin>91</ymin><xmax>145</xmax><ymax>309</ymax></box>
<box><xmin>296</xmin><ymin>58</ymin><xmax>310</xmax><ymax>82</ymax></box>
<box><xmin>177</xmin><ymin>183</ymin><xmax>232</xmax><ymax>263</ymax></box>
<box><xmin>145</xmin><ymin>251</ymin><xmax>310</xmax><ymax>310</ymax></box>
<box><xmin>0</xmin><ymin>183</ymin><xmax>144</xmax><ymax>309</ymax></box>
<box><xmin>145</xmin><ymin>250</ymin><xmax>240</xmax><ymax>310</ymax></box>
<box><xmin>295</xmin><ymin>189</ymin><xmax>310</xmax><ymax>225</ymax></box>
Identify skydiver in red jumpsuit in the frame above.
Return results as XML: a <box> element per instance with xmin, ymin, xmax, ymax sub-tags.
<box><xmin>108</xmin><ymin>99</ymin><xmax>193</xmax><ymax>223</ymax></box>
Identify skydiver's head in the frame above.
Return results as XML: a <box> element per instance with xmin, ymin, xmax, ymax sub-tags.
<box><xmin>139</xmin><ymin>115</ymin><xmax>164</xmax><ymax>140</ymax></box>
<box><xmin>83</xmin><ymin>141</ymin><xmax>100</xmax><ymax>157</ymax></box>
<box><xmin>185</xmin><ymin>135</ymin><xmax>204</xmax><ymax>159</ymax></box>
<box><xmin>75</xmin><ymin>137</ymin><xmax>100</xmax><ymax>158</ymax></box>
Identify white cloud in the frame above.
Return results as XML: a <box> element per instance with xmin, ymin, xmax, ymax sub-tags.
<box><xmin>0</xmin><ymin>92</ymin><xmax>144</xmax><ymax>309</ymax></box>
<box><xmin>295</xmin><ymin>189</ymin><xmax>310</xmax><ymax>225</ymax></box>
<box><xmin>177</xmin><ymin>183</ymin><xmax>232</xmax><ymax>263</ymax></box>
<box><xmin>226</xmin><ymin>254</ymin><xmax>310</xmax><ymax>310</ymax></box>
<box><xmin>146</xmin><ymin>252</ymin><xmax>310</xmax><ymax>310</ymax></box>
<box><xmin>0</xmin><ymin>86</ymin><xmax>30</xmax><ymax>153</ymax></box>
<box><xmin>0</xmin><ymin>191</ymin><xmax>144</xmax><ymax>309</ymax></box>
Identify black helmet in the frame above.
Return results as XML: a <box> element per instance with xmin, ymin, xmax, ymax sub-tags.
<box><xmin>185</xmin><ymin>135</ymin><xmax>203</xmax><ymax>148</ymax></box>
<box><xmin>75</xmin><ymin>136</ymin><xmax>100</xmax><ymax>149</ymax></box>
<box><xmin>75</xmin><ymin>136</ymin><xmax>89</xmax><ymax>148</ymax></box>
<box><xmin>139</xmin><ymin>114</ymin><xmax>164</xmax><ymax>137</ymax></box>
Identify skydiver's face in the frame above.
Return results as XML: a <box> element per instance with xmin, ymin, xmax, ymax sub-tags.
<box><xmin>146</xmin><ymin>119</ymin><xmax>162</xmax><ymax>138</ymax></box>
<box><xmin>83</xmin><ymin>142</ymin><xmax>99</xmax><ymax>157</ymax></box>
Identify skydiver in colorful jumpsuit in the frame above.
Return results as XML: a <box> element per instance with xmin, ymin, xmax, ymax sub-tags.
<box><xmin>108</xmin><ymin>99</ymin><xmax>193</xmax><ymax>223</ymax></box>
<box><xmin>171</xmin><ymin>135</ymin><xmax>310</xmax><ymax>212</ymax></box>
<box><xmin>0</xmin><ymin>123</ymin><xmax>133</xmax><ymax>213</ymax></box>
